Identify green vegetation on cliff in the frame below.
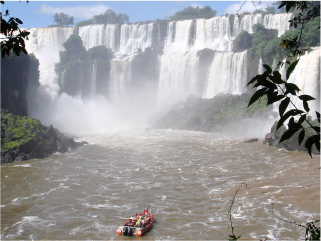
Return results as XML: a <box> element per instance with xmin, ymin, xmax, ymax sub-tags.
<box><xmin>1</xmin><ymin>113</ymin><xmax>41</xmax><ymax>150</ymax></box>
<box><xmin>1</xmin><ymin>112</ymin><xmax>87</xmax><ymax>164</ymax></box>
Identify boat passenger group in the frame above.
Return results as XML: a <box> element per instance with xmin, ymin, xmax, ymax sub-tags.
<box><xmin>124</xmin><ymin>209</ymin><xmax>151</xmax><ymax>227</ymax></box>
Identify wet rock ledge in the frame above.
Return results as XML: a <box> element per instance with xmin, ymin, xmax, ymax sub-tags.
<box><xmin>1</xmin><ymin>110</ymin><xmax>88</xmax><ymax>164</ymax></box>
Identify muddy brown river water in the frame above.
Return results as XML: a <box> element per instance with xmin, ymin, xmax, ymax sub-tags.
<box><xmin>1</xmin><ymin>129</ymin><xmax>320</xmax><ymax>240</ymax></box>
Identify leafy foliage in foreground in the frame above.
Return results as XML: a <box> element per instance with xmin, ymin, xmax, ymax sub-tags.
<box><xmin>0</xmin><ymin>1</ymin><xmax>30</xmax><ymax>58</ymax></box>
<box><xmin>247</xmin><ymin>1</ymin><xmax>320</xmax><ymax>158</ymax></box>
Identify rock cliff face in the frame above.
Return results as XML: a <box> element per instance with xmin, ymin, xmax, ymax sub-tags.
<box><xmin>1</xmin><ymin>53</ymin><xmax>40</xmax><ymax>116</ymax></box>
<box><xmin>1</xmin><ymin>111</ymin><xmax>88</xmax><ymax>164</ymax></box>
<box><xmin>1</xmin><ymin>54</ymin><xmax>30</xmax><ymax>116</ymax></box>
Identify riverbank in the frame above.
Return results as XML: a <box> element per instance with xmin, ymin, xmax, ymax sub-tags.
<box><xmin>1</xmin><ymin>110</ymin><xmax>88</xmax><ymax>164</ymax></box>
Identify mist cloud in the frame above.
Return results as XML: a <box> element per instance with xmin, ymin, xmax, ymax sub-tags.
<box><xmin>37</xmin><ymin>4</ymin><xmax>110</xmax><ymax>19</ymax></box>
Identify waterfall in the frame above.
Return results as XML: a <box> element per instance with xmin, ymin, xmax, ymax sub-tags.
<box><xmin>287</xmin><ymin>47</ymin><xmax>320</xmax><ymax>115</ymax></box>
<box><xmin>118</xmin><ymin>23</ymin><xmax>154</xmax><ymax>56</ymax></box>
<box><xmin>25</xmin><ymin>27</ymin><xmax>74</xmax><ymax>99</ymax></box>
<box><xmin>24</xmin><ymin>14</ymin><xmax>319</xmax><ymax>125</ymax></box>
<box><xmin>77</xmin><ymin>23</ymin><xmax>154</xmax><ymax>58</ymax></box>
<box><xmin>272</xmin><ymin>59</ymin><xmax>277</xmax><ymax>70</ymax></box>
<box><xmin>232</xmin><ymin>15</ymin><xmax>240</xmax><ymax>38</ymax></box>
<box><xmin>193</xmin><ymin>16</ymin><xmax>232</xmax><ymax>51</ymax></box>
<box><xmin>77</xmin><ymin>24</ymin><xmax>119</xmax><ymax>52</ymax></box>
<box><xmin>258</xmin><ymin>57</ymin><xmax>263</xmax><ymax>74</ymax></box>
<box><xmin>240</xmin><ymin>14</ymin><xmax>263</xmax><ymax>34</ymax></box>
<box><xmin>263</xmin><ymin>13</ymin><xmax>293</xmax><ymax>37</ymax></box>
<box><xmin>238</xmin><ymin>13</ymin><xmax>292</xmax><ymax>36</ymax></box>
<box><xmin>279</xmin><ymin>59</ymin><xmax>287</xmax><ymax>81</ymax></box>
<box><xmin>110</xmin><ymin>61</ymin><xmax>132</xmax><ymax>104</ymax></box>
<box><xmin>91</xmin><ymin>60</ymin><xmax>97</xmax><ymax>96</ymax></box>
<box><xmin>204</xmin><ymin>50</ymin><xmax>247</xmax><ymax>98</ymax></box>
<box><xmin>163</xmin><ymin>20</ymin><xmax>193</xmax><ymax>53</ymax></box>
<box><xmin>158</xmin><ymin>51</ymin><xmax>199</xmax><ymax>107</ymax></box>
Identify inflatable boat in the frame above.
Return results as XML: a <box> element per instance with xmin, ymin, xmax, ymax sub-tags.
<box><xmin>116</xmin><ymin>209</ymin><xmax>154</xmax><ymax>236</ymax></box>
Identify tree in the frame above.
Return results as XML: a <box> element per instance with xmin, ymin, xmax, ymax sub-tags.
<box><xmin>50</xmin><ymin>13</ymin><xmax>74</xmax><ymax>27</ymax></box>
<box><xmin>75</xmin><ymin>9</ymin><xmax>129</xmax><ymax>27</ymax></box>
<box><xmin>94</xmin><ymin>9</ymin><xmax>129</xmax><ymax>25</ymax></box>
<box><xmin>169</xmin><ymin>6</ymin><xmax>217</xmax><ymax>21</ymax></box>
<box><xmin>233</xmin><ymin>31</ymin><xmax>252</xmax><ymax>52</ymax></box>
<box><xmin>265</xmin><ymin>6</ymin><xmax>276</xmax><ymax>14</ymax></box>
<box><xmin>247</xmin><ymin>1</ymin><xmax>320</xmax><ymax>157</ymax></box>
<box><xmin>1</xmin><ymin>1</ymin><xmax>30</xmax><ymax>58</ymax></box>
<box><xmin>75</xmin><ymin>19</ymin><xmax>93</xmax><ymax>28</ymax></box>
<box><xmin>252</xmin><ymin>9</ymin><xmax>265</xmax><ymax>14</ymax></box>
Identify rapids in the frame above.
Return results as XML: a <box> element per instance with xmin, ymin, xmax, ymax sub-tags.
<box><xmin>1</xmin><ymin>129</ymin><xmax>319</xmax><ymax>240</ymax></box>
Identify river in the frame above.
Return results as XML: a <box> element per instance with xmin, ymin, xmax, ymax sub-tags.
<box><xmin>1</xmin><ymin>129</ymin><xmax>319</xmax><ymax>240</ymax></box>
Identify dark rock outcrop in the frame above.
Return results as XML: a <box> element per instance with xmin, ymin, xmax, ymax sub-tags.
<box><xmin>1</xmin><ymin>112</ymin><xmax>88</xmax><ymax>164</ymax></box>
<box><xmin>245</xmin><ymin>138</ymin><xmax>259</xmax><ymax>143</ymax></box>
<box><xmin>264</xmin><ymin>121</ymin><xmax>320</xmax><ymax>155</ymax></box>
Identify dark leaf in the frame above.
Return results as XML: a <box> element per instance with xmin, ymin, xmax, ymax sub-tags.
<box><xmin>278</xmin><ymin>1</ymin><xmax>287</xmax><ymax>9</ymax></box>
<box><xmin>298</xmin><ymin>95</ymin><xmax>315</xmax><ymax>101</ymax></box>
<box><xmin>298</xmin><ymin>129</ymin><xmax>305</xmax><ymax>146</ymax></box>
<box><xmin>279</xmin><ymin>97</ymin><xmax>290</xmax><ymax>117</ymax></box>
<box><xmin>303</xmin><ymin>100</ymin><xmax>310</xmax><ymax>112</ymax></box>
<box><xmin>247</xmin><ymin>75</ymin><xmax>259</xmax><ymax>86</ymax></box>
<box><xmin>258</xmin><ymin>79</ymin><xmax>277</xmax><ymax>90</ymax></box>
<box><xmin>305</xmin><ymin>136</ymin><xmax>314</xmax><ymax>158</ymax></box>
<box><xmin>288</xmin><ymin>117</ymin><xmax>295</xmax><ymax>129</ymax></box>
<box><xmin>277</xmin><ymin>109</ymin><xmax>305</xmax><ymax>130</ymax></box>
<box><xmin>285</xmin><ymin>83</ymin><xmax>300</xmax><ymax>96</ymax></box>
<box><xmin>316</xmin><ymin>111</ymin><xmax>320</xmax><ymax>123</ymax></box>
<box><xmin>15</xmin><ymin>18</ymin><xmax>23</xmax><ymax>24</ymax></box>
<box><xmin>286</xmin><ymin>59</ymin><xmax>300</xmax><ymax>80</ymax></box>
<box><xmin>279</xmin><ymin>128</ymin><xmax>299</xmax><ymax>143</ymax></box>
<box><xmin>315</xmin><ymin>137</ymin><xmax>320</xmax><ymax>152</ymax></box>
<box><xmin>247</xmin><ymin>88</ymin><xmax>267</xmax><ymax>107</ymax></box>
<box><xmin>267</xmin><ymin>94</ymin><xmax>285</xmax><ymax>105</ymax></box>
<box><xmin>269</xmin><ymin>71</ymin><xmax>284</xmax><ymax>84</ymax></box>
<box><xmin>21</xmin><ymin>47</ymin><xmax>28</xmax><ymax>55</ymax></box>
<box><xmin>286</xmin><ymin>2</ymin><xmax>293</xmax><ymax>12</ymax></box>
<box><xmin>312</xmin><ymin>126</ymin><xmax>320</xmax><ymax>134</ymax></box>
<box><xmin>263</xmin><ymin>64</ymin><xmax>272</xmax><ymax>74</ymax></box>
<box><xmin>298</xmin><ymin>114</ymin><xmax>306</xmax><ymax>125</ymax></box>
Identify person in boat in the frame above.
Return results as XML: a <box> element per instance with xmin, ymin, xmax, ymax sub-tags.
<box><xmin>135</xmin><ymin>218</ymin><xmax>143</xmax><ymax>227</ymax></box>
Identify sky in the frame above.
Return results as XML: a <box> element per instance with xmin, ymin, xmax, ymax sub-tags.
<box><xmin>2</xmin><ymin>1</ymin><xmax>275</xmax><ymax>29</ymax></box>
